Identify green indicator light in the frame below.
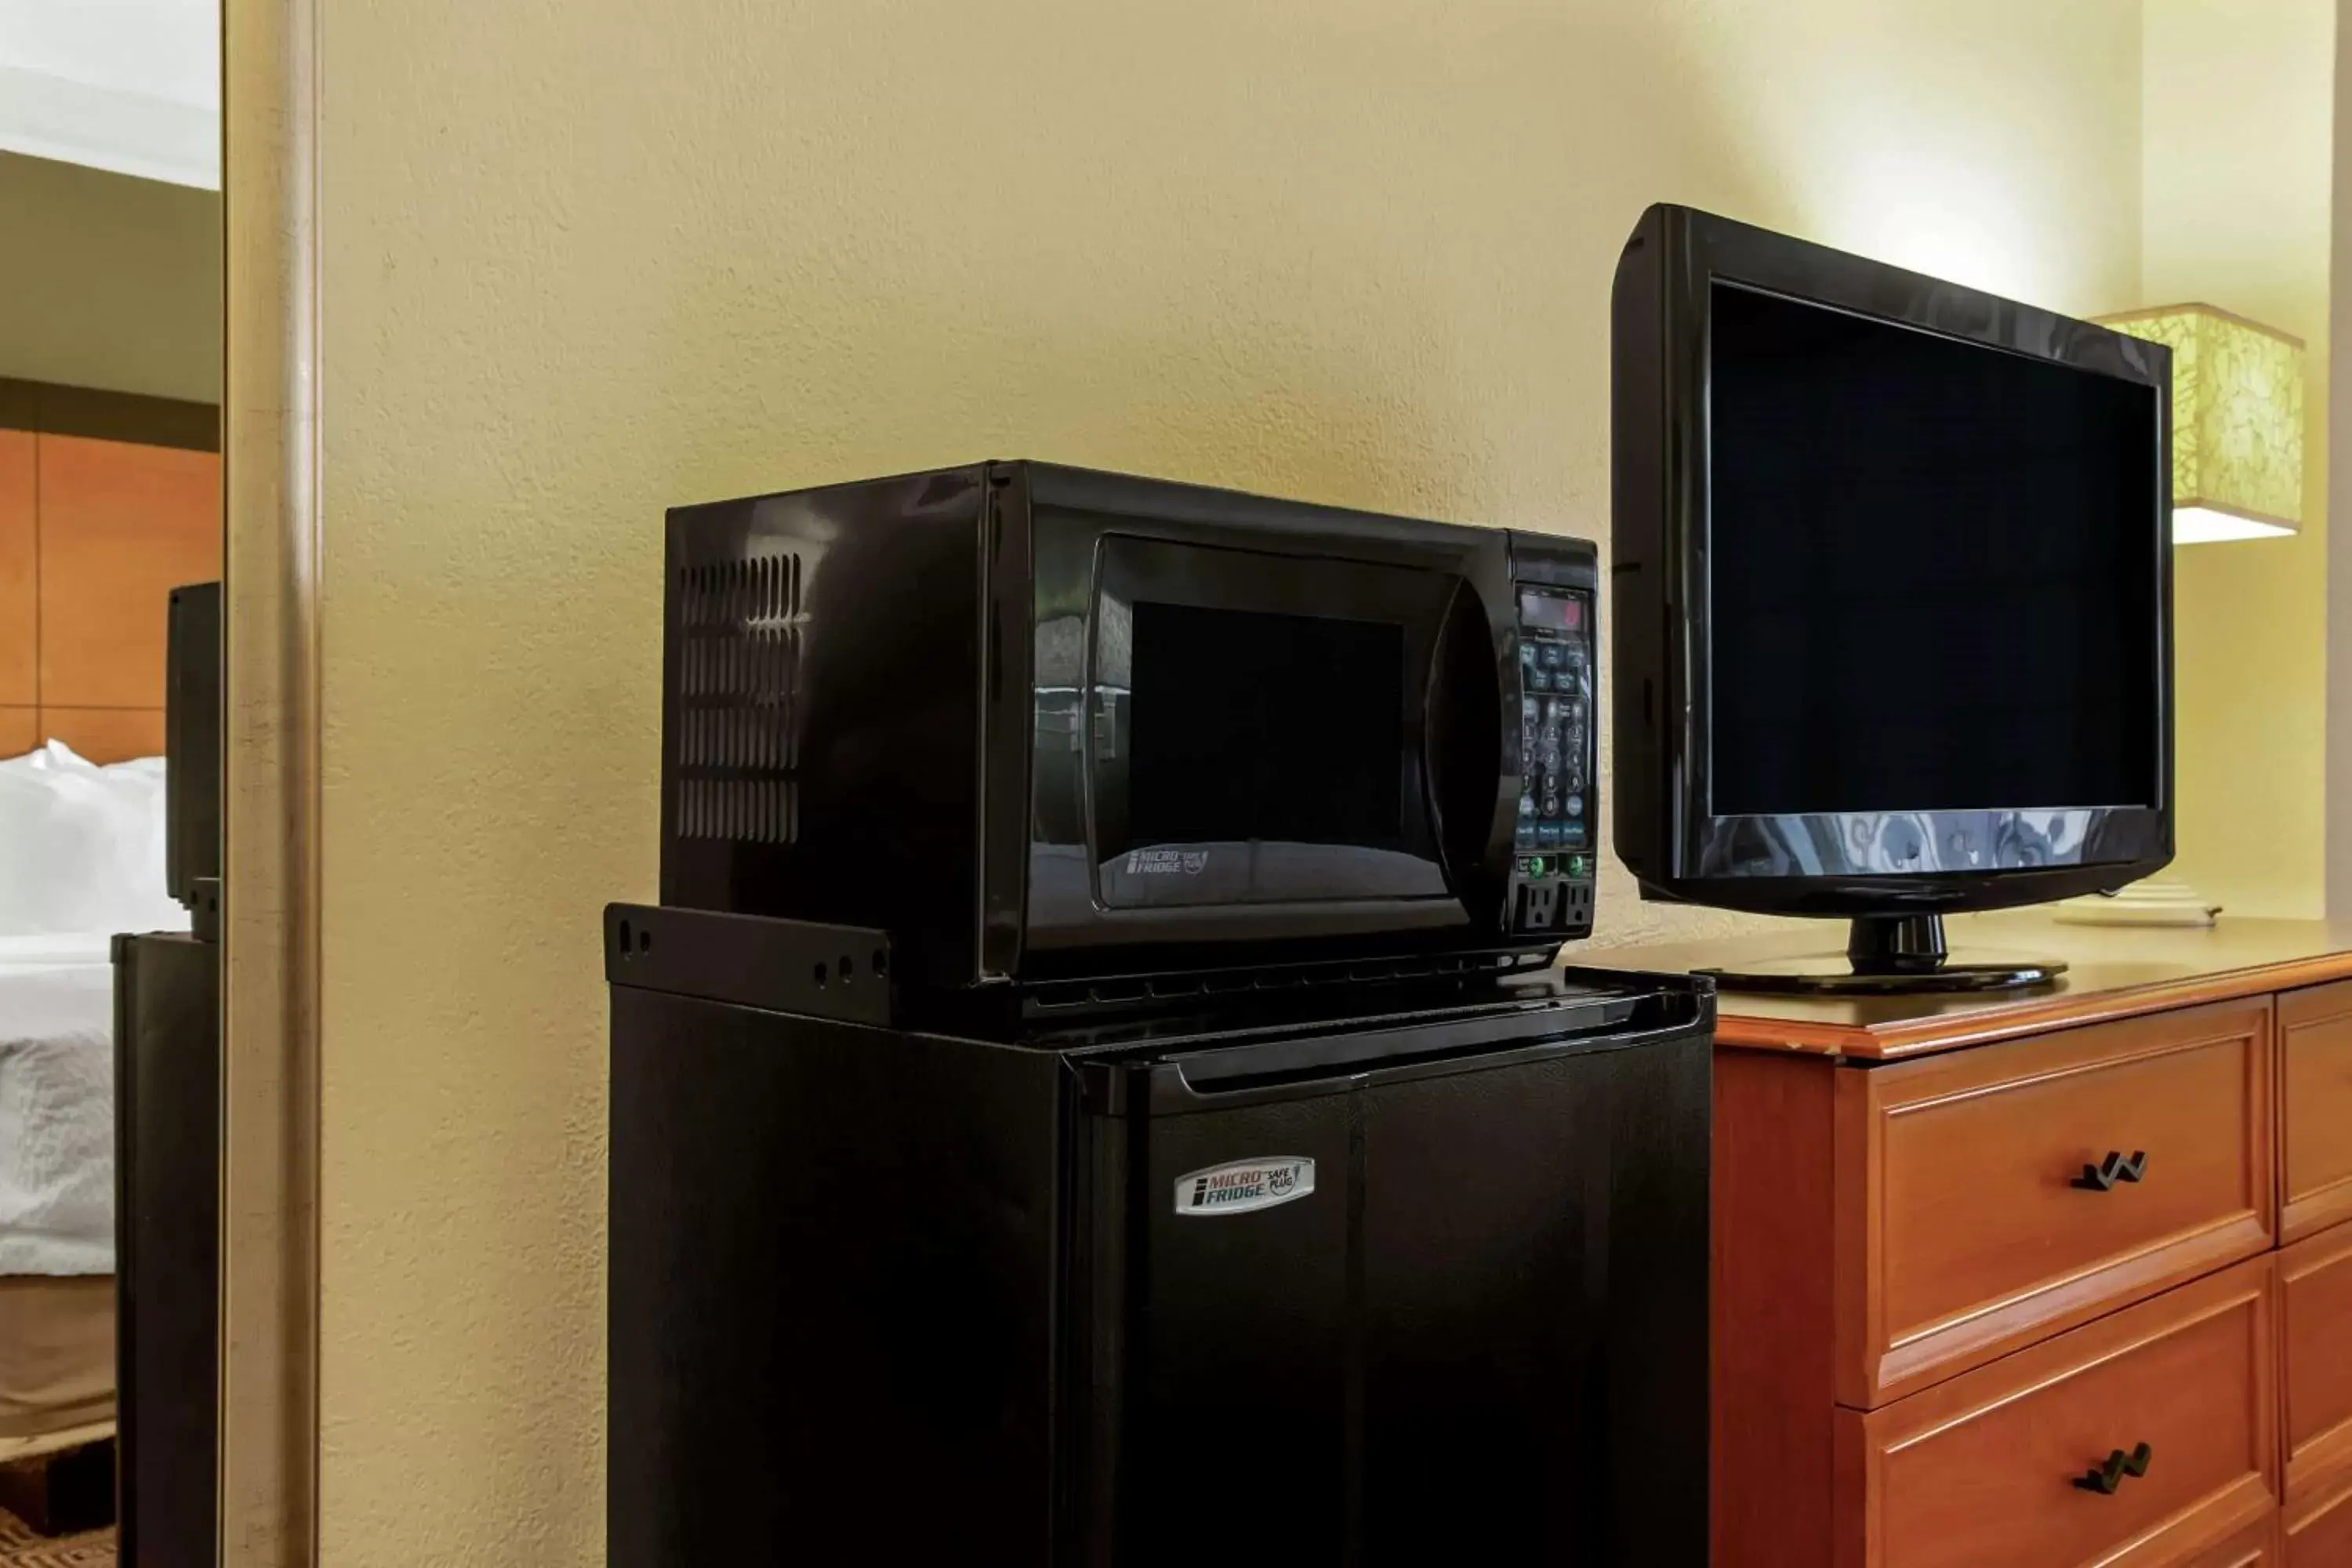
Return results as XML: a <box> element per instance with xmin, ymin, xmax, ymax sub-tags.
<box><xmin>1528</xmin><ymin>856</ymin><xmax>1547</xmax><ymax>877</ymax></box>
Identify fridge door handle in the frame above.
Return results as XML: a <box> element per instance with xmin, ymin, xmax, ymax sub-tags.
<box><xmin>1129</xmin><ymin>1013</ymin><xmax>1708</xmax><ymax>1112</ymax></box>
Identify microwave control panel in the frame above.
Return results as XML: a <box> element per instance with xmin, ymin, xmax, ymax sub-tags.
<box><xmin>1510</xmin><ymin>585</ymin><xmax>1595</xmax><ymax>936</ymax></box>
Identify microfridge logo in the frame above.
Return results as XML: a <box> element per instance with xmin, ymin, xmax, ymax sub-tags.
<box><xmin>1173</xmin><ymin>1158</ymin><xmax>1316</xmax><ymax>1218</ymax></box>
<box><xmin>1126</xmin><ymin>848</ymin><xmax>1210</xmax><ymax>877</ymax></box>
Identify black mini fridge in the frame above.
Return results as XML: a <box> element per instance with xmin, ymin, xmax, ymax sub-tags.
<box><xmin>606</xmin><ymin>906</ymin><xmax>1712</xmax><ymax>1566</ymax></box>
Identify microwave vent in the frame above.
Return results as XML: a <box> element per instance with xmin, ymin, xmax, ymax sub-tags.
<box><xmin>674</xmin><ymin>553</ymin><xmax>802</xmax><ymax>845</ymax></box>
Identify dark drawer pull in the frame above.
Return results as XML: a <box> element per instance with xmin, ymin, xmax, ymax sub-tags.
<box><xmin>2074</xmin><ymin>1442</ymin><xmax>2154</xmax><ymax>1494</ymax></box>
<box><xmin>2071</xmin><ymin>1150</ymin><xmax>2148</xmax><ymax>1192</ymax></box>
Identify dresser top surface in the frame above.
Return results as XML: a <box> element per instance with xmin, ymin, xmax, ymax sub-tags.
<box><xmin>1576</xmin><ymin>913</ymin><xmax>2352</xmax><ymax>1060</ymax></box>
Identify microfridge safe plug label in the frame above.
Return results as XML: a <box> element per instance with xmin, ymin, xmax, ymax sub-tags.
<box><xmin>1173</xmin><ymin>1158</ymin><xmax>1316</xmax><ymax>1217</ymax></box>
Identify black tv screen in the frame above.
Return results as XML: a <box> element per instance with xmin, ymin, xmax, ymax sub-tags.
<box><xmin>1706</xmin><ymin>281</ymin><xmax>2162</xmax><ymax>818</ymax></box>
<box><xmin>165</xmin><ymin>580</ymin><xmax>222</xmax><ymax>909</ymax></box>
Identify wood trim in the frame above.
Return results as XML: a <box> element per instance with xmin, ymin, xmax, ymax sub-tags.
<box><xmin>1838</xmin><ymin>1254</ymin><xmax>2278</xmax><ymax>1568</ymax></box>
<box><xmin>2281</xmin><ymin>1180</ymin><xmax>2352</xmax><ymax>1253</ymax></box>
<box><xmin>1711</xmin><ymin>1051</ymin><xmax>1839</xmax><ymax>1568</ymax></box>
<box><xmin>2278</xmin><ymin>1221</ymin><xmax>2352</xmax><ymax>1510</ymax></box>
<box><xmin>2285</xmin><ymin>1468</ymin><xmax>2352</xmax><ymax>1563</ymax></box>
<box><xmin>2272</xmin><ymin>987</ymin><xmax>2352</xmax><ymax>1030</ymax></box>
<box><xmin>1832</xmin><ymin>1062</ymin><xmax>1875</xmax><ymax>1410</ymax></box>
<box><xmin>221</xmin><ymin>0</ymin><xmax>321</xmax><ymax>1557</ymax></box>
<box><xmin>1718</xmin><ymin>949</ymin><xmax>2352</xmax><ymax>1062</ymax></box>
<box><xmin>1833</xmin><ymin>999</ymin><xmax>2276</xmax><ymax>1406</ymax></box>
<box><xmin>2187</xmin><ymin>1512</ymin><xmax>2280</xmax><ymax>1566</ymax></box>
<box><xmin>1831</xmin><ymin>1409</ymin><xmax>1866</xmax><ymax>1568</ymax></box>
<box><xmin>0</xmin><ymin>377</ymin><xmax>220</xmax><ymax>453</ymax></box>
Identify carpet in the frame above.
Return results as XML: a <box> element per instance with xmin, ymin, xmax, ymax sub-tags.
<box><xmin>0</xmin><ymin>1506</ymin><xmax>111</xmax><ymax>1568</ymax></box>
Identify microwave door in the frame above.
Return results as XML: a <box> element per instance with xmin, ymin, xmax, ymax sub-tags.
<box><xmin>1085</xmin><ymin>537</ymin><xmax>1458</xmax><ymax>914</ymax></box>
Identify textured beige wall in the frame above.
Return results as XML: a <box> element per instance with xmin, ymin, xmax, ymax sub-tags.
<box><xmin>2143</xmin><ymin>0</ymin><xmax>2335</xmax><ymax>918</ymax></box>
<box><xmin>2334</xmin><ymin>0</ymin><xmax>2352</xmax><ymax>921</ymax></box>
<box><xmin>0</xmin><ymin>152</ymin><xmax>220</xmax><ymax>404</ymax></box>
<box><xmin>316</xmin><ymin>2</ymin><xmax>2143</xmax><ymax>1559</ymax></box>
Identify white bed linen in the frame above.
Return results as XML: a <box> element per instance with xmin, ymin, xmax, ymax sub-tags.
<box><xmin>0</xmin><ymin>935</ymin><xmax>117</xmax><ymax>1276</ymax></box>
<box><xmin>1</xmin><ymin>744</ymin><xmax>189</xmax><ymax>937</ymax></box>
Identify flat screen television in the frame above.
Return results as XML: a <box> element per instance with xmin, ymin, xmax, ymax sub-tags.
<box><xmin>165</xmin><ymin>580</ymin><xmax>221</xmax><ymax>916</ymax></box>
<box><xmin>1610</xmin><ymin>205</ymin><xmax>2172</xmax><ymax>992</ymax></box>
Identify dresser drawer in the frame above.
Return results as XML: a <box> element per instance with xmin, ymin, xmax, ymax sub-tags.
<box><xmin>1840</xmin><ymin>1255</ymin><xmax>2277</xmax><ymax>1568</ymax></box>
<box><xmin>1835</xmin><ymin>997</ymin><xmax>2274</xmax><ymax>1405</ymax></box>
<box><xmin>2281</xmin><ymin>983</ymin><xmax>2352</xmax><ymax>1243</ymax></box>
<box><xmin>2280</xmin><ymin>1222</ymin><xmax>2352</xmax><ymax>1508</ymax></box>
<box><xmin>2190</xmin><ymin>1515</ymin><xmax>2279</xmax><ymax>1566</ymax></box>
<box><xmin>2286</xmin><ymin>1482</ymin><xmax>2352</xmax><ymax>1566</ymax></box>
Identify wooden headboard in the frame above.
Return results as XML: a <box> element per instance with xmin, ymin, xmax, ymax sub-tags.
<box><xmin>0</xmin><ymin>380</ymin><xmax>220</xmax><ymax>764</ymax></box>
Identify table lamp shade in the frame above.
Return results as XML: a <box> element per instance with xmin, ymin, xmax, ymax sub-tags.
<box><xmin>2099</xmin><ymin>303</ymin><xmax>2303</xmax><ymax>543</ymax></box>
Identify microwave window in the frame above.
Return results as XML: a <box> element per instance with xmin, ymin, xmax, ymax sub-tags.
<box><xmin>1127</xmin><ymin>601</ymin><xmax>1405</xmax><ymax>848</ymax></box>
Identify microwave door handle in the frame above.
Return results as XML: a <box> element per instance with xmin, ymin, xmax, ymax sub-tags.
<box><xmin>1486</xmin><ymin>581</ymin><xmax>1518</xmax><ymax>876</ymax></box>
<box><xmin>1425</xmin><ymin>575</ymin><xmax>1514</xmax><ymax>892</ymax></box>
<box><xmin>1490</xmin><ymin>621</ymin><xmax>1519</xmax><ymax>871</ymax></box>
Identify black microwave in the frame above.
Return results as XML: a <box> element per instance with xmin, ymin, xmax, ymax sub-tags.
<box><xmin>659</xmin><ymin>462</ymin><xmax>1598</xmax><ymax>1001</ymax></box>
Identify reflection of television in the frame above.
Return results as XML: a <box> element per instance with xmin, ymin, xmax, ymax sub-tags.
<box><xmin>164</xmin><ymin>581</ymin><xmax>220</xmax><ymax>912</ymax></box>
<box><xmin>1611</xmin><ymin>206</ymin><xmax>2173</xmax><ymax>992</ymax></box>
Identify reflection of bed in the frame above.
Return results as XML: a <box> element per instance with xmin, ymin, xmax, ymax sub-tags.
<box><xmin>0</xmin><ymin>935</ymin><xmax>119</xmax><ymax>1463</ymax></box>
<box><xmin>0</xmin><ymin>1277</ymin><xmax>113</xmax><ymax>1463</ymax></box>
<box><xmin>0</xmin><ymin>415</ymin><xmax>212</xmax><ymax>1465</ymax></box>
<box><xmin>0</xmin><ymin>397</ymin><xmax>218</xmax><ymax>1508</ymax></box>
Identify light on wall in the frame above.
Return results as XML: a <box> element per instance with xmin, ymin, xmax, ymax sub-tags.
<box><xmin>2057</xmin><ymin>302</ymin><xmax>2306</xmax><ymax>931</ymax></box>
<box><xmin>2097</xmin><ymin>303</ymin><xmax>2303</xmax><ymax>545</ymax></box>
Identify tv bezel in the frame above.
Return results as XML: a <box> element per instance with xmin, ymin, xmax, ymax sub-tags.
<box><xmin>165</xmin><ymin>580</ymin><xmax>222</xmax><ymax>909</ymax></box>
<box><xmin>1611</xmin><ymin>205</ymin><xmax>2175</xmax><ymax>917</ymax></box>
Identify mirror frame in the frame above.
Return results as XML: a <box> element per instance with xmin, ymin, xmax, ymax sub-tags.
<box><xmin>221</xmin><ymin>0</ymin><xmax>320</xmax><ymax>1559</ymax></box>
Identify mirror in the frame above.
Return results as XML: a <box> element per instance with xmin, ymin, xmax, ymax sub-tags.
<box><xmin>0</xmin><ymin>8</ymin><xmax>226</xmax><ymax>1557</ymax></box>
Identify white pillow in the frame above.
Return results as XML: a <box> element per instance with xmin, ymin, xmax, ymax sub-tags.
<box><xmin>0</xmin><ymin>741</ymin><xmax>191</xmax><ymax>937</ymax></box>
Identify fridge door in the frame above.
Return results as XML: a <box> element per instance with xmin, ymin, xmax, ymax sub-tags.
<box><xmin>1069</xmin><ymin>1004</ymin><xmax>1710</xmax><ymax>1566</ymax></box>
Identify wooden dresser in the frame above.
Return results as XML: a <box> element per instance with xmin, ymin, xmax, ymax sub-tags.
<box><xmin>1606</xmin><ymin>916</ymin><xmax>2352</xmax><ymax>1567</ymax></box>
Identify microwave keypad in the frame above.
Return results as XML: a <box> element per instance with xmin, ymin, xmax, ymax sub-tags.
<box><xmin>1514</xmin><ymin>597</ymin><xmax>1592</xmax><ymax>852</ymax></box>
<box><xmin>1512</xmin><ymin>587</ymin><xmax>1594</xmax><ymax>935</ymax></box>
